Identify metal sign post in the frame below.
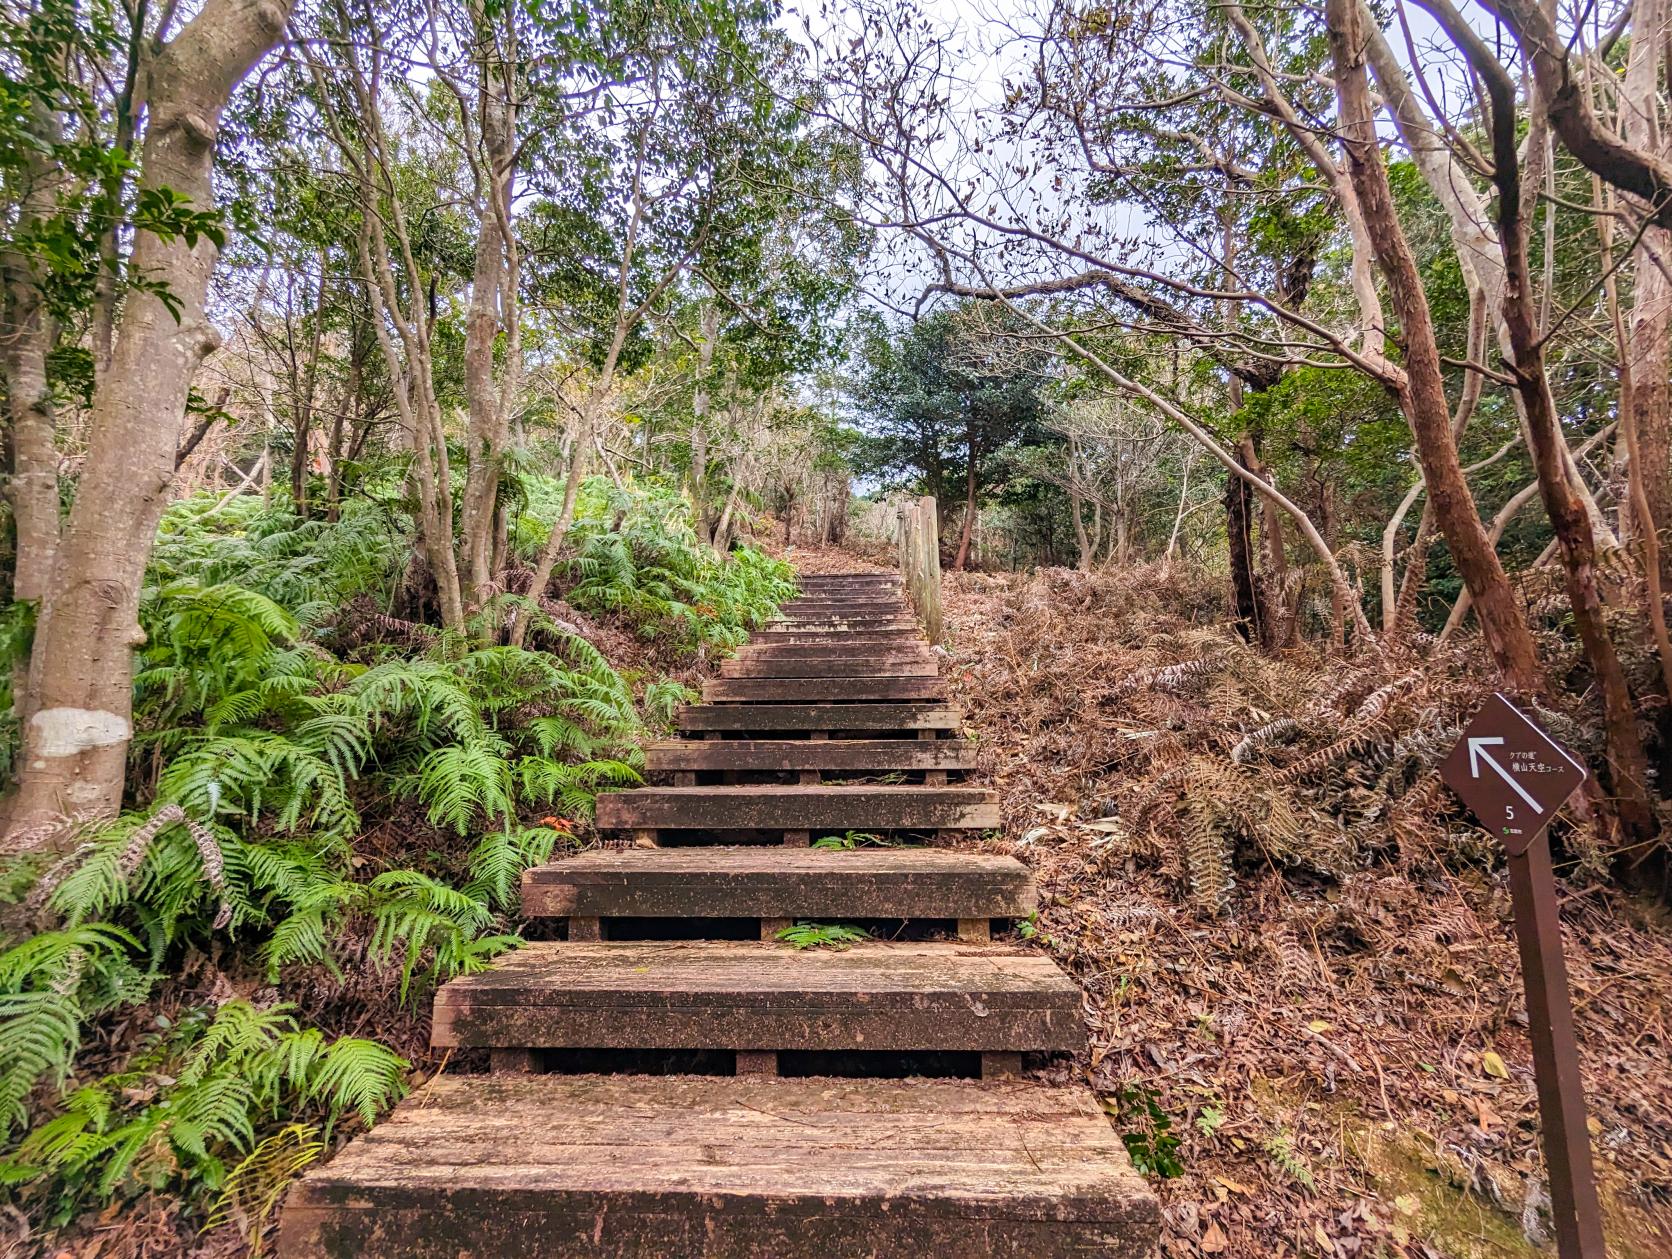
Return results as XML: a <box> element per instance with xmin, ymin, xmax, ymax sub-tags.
<box><xmin>1439</xmin><ymin>693</ymin><xmax>1605</xmax><ymax>1259</ymax></box>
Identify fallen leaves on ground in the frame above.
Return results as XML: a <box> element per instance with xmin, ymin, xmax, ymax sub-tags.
<box><xmin>938</xmin><ymin>563</ymin><xmax>1672</xmax><ymax>1259</ymax></box>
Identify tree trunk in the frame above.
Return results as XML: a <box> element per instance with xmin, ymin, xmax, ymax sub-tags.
<box><xmin>2</xmin><ymin>92</ymin><xmax>68</xmax><ymax>722</ymax></box>
<box><xmin>5</xmin><ymin>0</ymin><xmax>293</xmax><ymax>848</ymax></box>
<box><xmin>1225</xmin><ymin>444</ymin><xmax>1262</xmax><ymax>642</ymax></box>
<box><xmin>1621</xmin><ymin>0</ymin><xmax>1672</xmax><ymax>582</ymax></box>
<box><xmin>952</xmin><ymin>423</ymin><xmax>977</xmax><ymax>570</ymax></box>
<box><xmin>1428</xmin><ymin>6</ymin><xmax>1657</xmax><ymax>842</ymax></box>
<box><xmin>1070</xmin><ymin>459</ymin><xmax>1093</xmax><ymax>571</ymax></box>
<box><xmin>290</xmin><ymin>259</ymin><xmax>327</xmax><ymax>518</ymax></box>
<box><xmin>688</xmin><ymin>302</ymin><xmax>720</xmax><ymax>544</ymax></box>
<box><xmin>1326</xmin><ymin>0</ymin><xmax>1545</xmax><ymax>692</ymax></box>
<box><xmin>1597</xmin><ymin>175</ymin><xmax>1672</xmax><ymax>703</ymax></box>
<box><xmin>512</xmin><ymin>412</ymin><xmax>589</xmax><ymax>648</ymax></box>
<box><xmin>325</xmin><ymin>325</ymin><xmax>362</xmax><ymax>523</ymax></box>
<box><xmin>457</xmin><ymin>4</ymin><xmax>519</xmax><ymax>611</ymax></box>
<box><xmin>1360</xmin><ymin>7</ymin><xmax>1618</xmax><ymax>549</ymax></box>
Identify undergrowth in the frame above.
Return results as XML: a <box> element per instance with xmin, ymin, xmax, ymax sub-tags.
<box><xmin>944</xmin><ymin>564</ymin><xmax>1672</xmax><ymax>1257</ymax></box>
<box><xmin>516</xmin><ymin>477</ymin><xmax>795</xmax><ymax>652</ymax></box>
<box><xmin>0</xmin><ymin>472</ymin><xmax>793</xmax><ymax>1237</ymax></box>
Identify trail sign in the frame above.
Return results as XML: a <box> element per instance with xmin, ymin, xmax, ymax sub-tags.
<box><xmin>1439</xmin><ymin>692</ymin><xmax>1587</xmax><ymax>854</ymax></box>
<box><xmin>1441</xmin><ymin>693</ymin><xmax>1604</xmax><ymax>1259</ymax></box>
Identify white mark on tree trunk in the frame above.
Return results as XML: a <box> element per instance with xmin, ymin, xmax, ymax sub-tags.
<box><xmin>28</xmin><ymin>707</ymin><xmax>132</xmax><ymax>759</ymax></box>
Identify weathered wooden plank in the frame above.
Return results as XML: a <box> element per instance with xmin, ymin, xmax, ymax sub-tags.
<box><xmin>702</xmin><ymin>676</ymin><xmax>948</xmax><ymax>703</ymax></box>
<box><xmin>769</xmin><ymin>610</ymin><xmax>917</xmax><ymax>622</ymax></box>
<box><xmin>430</xmin><ymin>941</ymin><xmax>1083</xmax><ymax>1054</ymax></box>
<box><xmin>798</xmin><ymin>573</ymin><xmax>900</xmax><ymax>583</ymax></box>
<box><xmin>735</xmin><ymin>641</ymin><xmax>934</xmax><ymax>658</ymax></box>
<box><xmin>751</xmin><ymin>629</ymin><xmax>925</xmax><ymax>645</ymax></box>
<box><xmin>277</xmin><ymin>1075</ymin><xmax>1159</xmax><ymax>1259</ymax></box>
<box><xmin>718</xmin><ymin>656</ymin><xmax>939</xmax><ymax>679</ymax></box>
<box><xmin>643</xmin><ymin>738</ymin><xmax>975</xmax><ymax>773</ymax></box>
<box><xmin>796</xmin><ymin>579</ymin><xmax>900</xmax><ymax>590</ymax></box>
<box><xmin>595</xmin><ymin>785</ymin><xmax>998</xmax><ymax>831</ymax></box>
<box><xmin>791</xmin><ymin>588</ymin><xmax>902</xmax><ymax>599</ymax></box>
<box><xmin>520</xmin><ymin>848</ymin><xmax>1035</xmax><ymax>920</ymax></box>
<box><xmin>780</xmin><ymin>601</ymin><xmax>908</xmax><ymax>615</ymax></box>
<box><xmin>677</xmin><ymin>703</ymin><xmax>961</xmax><ymax>733</ymax></box>
<box><xmin>771</xmin><ymin>613</ymin><xmax>918</xmax><ymax>625</ymax></box>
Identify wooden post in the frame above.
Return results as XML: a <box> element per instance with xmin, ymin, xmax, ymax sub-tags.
<box><xmin>981</xmin><ymin>1052</ymin><xmax>1023</xmax><ymax>1080</ymax></box>
<box><xmin>897</xmin><ymin>495</ymin><xmax>943</xmax><ymax>644</ymax></box>
<box><xmin>490</xmin><ymin>1048</ymin><xmax>539</xmax><ymax>1073</ymax></box>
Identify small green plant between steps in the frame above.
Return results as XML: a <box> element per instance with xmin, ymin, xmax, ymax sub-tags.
<box><xmin>811</xmin><ymin>830</ymin><xmax>900</xmax><ymax>850</ymax></box>
<box><xmin>774</xmin><ymin>922</ymin><xmax>871</xmax><ymax>950</ymax></box>
<box><xmin>1104</xmin><ymin>1086</ymin><xmax>1185</xmax><ymax>1178</ymax></box>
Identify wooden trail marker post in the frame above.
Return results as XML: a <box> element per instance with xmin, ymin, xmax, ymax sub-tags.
<box><xmin>897</xmin><ymin>495</ymin><xmax>943</xmax><ymax>643</ymax></box>
<box><xmin>1438</xmin><ymin>693</ymin><xmax>1604</xmax><ymax>1259</ymax></box>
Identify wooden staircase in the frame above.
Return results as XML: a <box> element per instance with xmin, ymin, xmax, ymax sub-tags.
<box><xmin>278</xmin><ymin>572</ymin><xmax>1159</xmax><ymax>1257</ymax></box>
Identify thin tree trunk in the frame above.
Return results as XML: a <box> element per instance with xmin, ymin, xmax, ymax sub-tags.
<box><xmin>1392</xmin><ymin>505</ymin><xmax>1435</xmax><ymax>635</ymax></box>
<box><xmin>2</xmin><ymin>93</ymin><xmax>68</xmax><ymax>704</ymax></box>
<box><xmin>5</xmin><ymin>0</ymin><xmax>293</xmax><ymax>847</ymax></box>
<box><xmin>1163</xmin><ymin>450</ymin><xmax>1193</xmax><ymax>574</ymax></box>
<box><xmin>291</xmin><ymin>258</ymin><xmax>327</xmax><ymax>517</ymax></box>
<box><xmin>1620</xmin><ymin>0</ymin><xmax>1672</xmax><ymax>581</ymax></box>
<box><xmin>1225</xmin><ymin>441</ymin><xmax>1262</xmax><ymax>643</ymax></box>
<box><xmin>1597</xmin><ymin>176</ymin><xmax>1672</xmax><ymax>702</ymax></box>
<box><xmin>456</xmin><ymin>0</ymin><xmax>519</xmax><ymax>615</ymax></box>
<box><xmin>1069</xmin><ymin>440</ymin><xmax>1093</xmax><ymax>571</ymax></box>
<box><xmin>1425</xmin><ymin>5</ymin><xmax>1656</xmax><ymax>840</ymax></box>
<box><xmin>513</xmin><ymin>411</ymin><xmax>590</xmax><ymax>648</ymax></box>
<box><xmin>688</xmin><ymin>301</ymin><xmax>720</xmax><ymax>543</ymax></box>
<box><xmin>953</xmin><ymin>422</ymin><xmax>977</xmax><ymax>570</ymax></box>
<box><xmin>1327</xmin><ymin>0</ymin><xmax>1545</xmax><ymax>691</ymax></box>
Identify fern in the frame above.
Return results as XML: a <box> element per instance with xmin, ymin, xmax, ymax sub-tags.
<box><xmin>203</xmin><ymin>1123</ymin><xmax>324</xmax><ymax>1253</ymax></box>
<box><xmin>466</xmin><ymin>826</ymin><xmax>564</xmax><ymax>912</ymax></box>
<box><xmin>367</xmin><ymin>871</ymin><xmax>514</xmax><ymax>997</ymax></box>
<box><xmin>642</xmin><ymin>679</ymin><xmax>698</xmax><ymax>726</ymax></box>
<box><xmin>533</xmin><ymin>478</ymin><xmax>794</xmax><ymax>651</ymax></box>
<box><xmin>774</xmin><ymin>922</ymin><xmax>871</xmax><ymax>950</ymax></box>
<box><xmin>2</xmin><ymin>477</ymin><xmax>788</xmax><ymax>1224</ymax></box>
<box><xmin>1</xmin><ymin>1001</ymin><xmax>406</xmax><ymax>1201</ymax></box>
<box><xmin>0</xmin><ymin>926</ymin><xmax>140</xmax><ymax>1137</ymax></box>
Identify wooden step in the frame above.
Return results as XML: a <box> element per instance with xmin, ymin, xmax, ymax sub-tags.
<box><xmin>596</xmin><ymin>785</ymin><xmax>999</xmax><ymax>831</ymax></box>
<box><xmin>773</xmin><ymin>612</ymin><xmax>910</xmax><ymax>625</ymax></box>
<box><xmin>735</xmin><ymin>641</ymin><xmax>934</xmax><ymax>658</ymax></box>
<box><xmin>797</xmin><ymin>573</ymin><xmax>899</xmax><ymax>584</ymax></box>
<box><xmin>277</xmin><ymin>1075</ymin><xmax>1159</xmax><ymax>1259</ymax></box>
<box><xmin>799</xmin><ymin>571</ymin><xmax>899</xmax><ymax>580</ymax></box>
<box><xmin>678</xmin><ymin>703</ymin><xmax>960</xmax><ymax>733</ymax></box>
<box><xmin>521</xmin><ymin>848</ymin><xmax>1035</xmax><ymax>920</ymax></box>
<box><xmin>781</xmin><ymin>600</ymin><xmax>907</xmax><ymax>613</ymax></box>
<box><xmin>702</xmin><ymin>676</ymin><xmax>948</xmax><ymax>703</ymax></box>
<box><xmin>773</xmin><ymin>616</ymin><xmax>908</xmax><ymax>626</ymax></box>
<box><xmin>431</xmin><ymin>941</ymin><xmax>1083</xmax><ymax>1055</ymax></box>
<box><xmin>719</xmin><ymin>656</ymin><xmax>939</xmax><ymax>679</ymax></box>
<box><xmin>644</xmin><ymin>738</ymin><xmax>975</xmax><ymax>774</ymax></box>
<box><xmin>752</xmin><ymin>629</ymin><xmax>924</xmax><ymax>644</ymax></box>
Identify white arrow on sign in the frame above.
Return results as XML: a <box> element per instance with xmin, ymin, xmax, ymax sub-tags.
<box><xmin>1468</xmin><ymin>736</ymin><xmax>1544</xmax><ymax>814</ymax></box>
